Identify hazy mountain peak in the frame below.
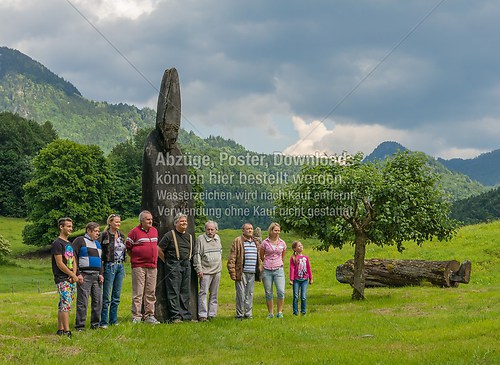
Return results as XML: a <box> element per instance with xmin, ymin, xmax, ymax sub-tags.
<box><xmin>363</xmin><ymin>141</ymin><xmax>408</xmax><ymax>162</ymax></box>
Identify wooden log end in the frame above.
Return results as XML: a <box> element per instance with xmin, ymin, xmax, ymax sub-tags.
<box><xmin>450</xmin><ymin>260</ymin><xmax>472</xmax><ymax>284</ymax></box>
<box><xmin>336</xmin><ymin>264</ymin><xmax>350</xmax><ymax>284</ymax></box>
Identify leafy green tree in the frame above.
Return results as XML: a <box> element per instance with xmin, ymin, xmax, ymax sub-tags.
<box><xmin>0</xmin><ymin>151</ymin><xmax>32</xmax><ymax>217</ymax></box>
<box><xmin>275</xmin><ymin>151</ymin><xmax>457</xmax><ymax>300</ymax></box>
<box><xmin>0</xmin><ymin>234</ymin><xmax>11</xmax><ymax>262</ymax></box>
<box><xmin>451</xmin><ymin>187</ymin><xmax>500</xmax><ymax>225</ymax></box>
<box><xmin>0</xmin><ymin>112</ymin><xmax>58</xmax><ymax>217</ymax></box>
<box><xmin>107</xmin><ymin>129</ymin><xmax>151</xmax><ymax>217</ymax></box>
<box><xmin>22</xmin><ymin>139</ymin><xmax>111</xmax><ymax>246</ymax></box>
<box><xmin>187</xmin><ymin>166</ymin><xmax>208</xmax><ymax>231</ymax></box>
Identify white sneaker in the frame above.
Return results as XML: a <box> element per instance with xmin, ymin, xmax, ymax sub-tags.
<box><xmin>144</xmin><ymin>316</ymin><xmax>160</xmax><ymax>324</ymax></box>
<box><xmin>132</xmin><ymin>317</ymin><xmax>142</xmax><ymax>324</ymax></box>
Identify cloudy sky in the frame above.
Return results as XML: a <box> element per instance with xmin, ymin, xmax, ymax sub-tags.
<box><xmin>1</xmin><ymin>0</ymin><xmax>499</xmax><ymax>159</ymax></box>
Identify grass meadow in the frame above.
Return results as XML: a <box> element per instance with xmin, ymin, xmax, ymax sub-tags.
<box><xmin>0</xmin><ymin>217</ymin><xmax>498</xmax><ymax>364</ymax></box>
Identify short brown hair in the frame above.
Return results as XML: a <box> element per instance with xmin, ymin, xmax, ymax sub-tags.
<box><xmin>57</xmin><ymin>217</ymin><xmax>73</xmax><ymax>228</ymax></box>
<box><xmin>85</xmin><ymin>222</ymin><xmax>100</xmax><ymax>232</ymax></box>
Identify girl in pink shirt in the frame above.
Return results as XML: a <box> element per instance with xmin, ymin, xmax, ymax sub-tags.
<box><xmin>289</xmin><ymin>241</ymin><xmax>313</xmax><ymax>315</ymax></box>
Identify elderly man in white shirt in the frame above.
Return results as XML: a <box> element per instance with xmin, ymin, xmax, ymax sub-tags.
<box><xmin>193</xmin><ymin>220</ymin><xmax>223</xmax><ymax>321</ymax></box>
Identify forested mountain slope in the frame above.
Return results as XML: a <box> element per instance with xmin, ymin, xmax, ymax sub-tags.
<box><xmin>0</xmin><ymin>46</ymin><xmax>155</xmax><ymax>153</ymax></box>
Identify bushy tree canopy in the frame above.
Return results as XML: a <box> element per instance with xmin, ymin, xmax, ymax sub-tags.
<box><xmin>451</xmin><ymin>187</ymin><xmax>500</xmax><ymax>225</ymax></box>
<box><xmin>107</xmin><ymin>129</ymin><xmax>150</xmax><ymax>218</ymax></box>
<box><xmin>22</xmin><ymin>139</ymin><xmax>111</xmax><ymax>246</ymax></box>
<box><xmin>0</xmin><ymin>234</ymin><xmax>11</xmax><ymax>262</ymax></box>
<box><xmin>0</xmin><ymin>112</ymin><xmax>58</xmax><ymax>217</ymax></box>
<box><xmin>275</xmin><ymin>151</ymin><xmax>457</xmax><ymax>299</ymax></box>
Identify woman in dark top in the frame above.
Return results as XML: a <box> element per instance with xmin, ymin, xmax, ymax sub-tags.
<box><xmin>99</xmin><ymin>214</ymin><xmax>126</xmax><ymax>328</ymax></box>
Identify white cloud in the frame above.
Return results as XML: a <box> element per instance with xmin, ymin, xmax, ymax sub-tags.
<box><xmin>283</xmin><ymin>117</ymin><xmax>409</xmax><ymax>157</ymax></box>
<box><xmin>282</xmin><ymin>116</ymin><xmax>498</xmax><ymax>160</ymax></box>
<box><xmin>71</xmin><ymin>0</ymin><xmax>161</xmax><ymax>20</ymax></box>
<box><xmin>436</xmin><ymin>147</ymin><xmax>487</xmax><ymax>160</ymax></box>
<box><xmin>0</xmin><ymin>0</ymin><xmax>23</xmax><ymax>9</ymax></box>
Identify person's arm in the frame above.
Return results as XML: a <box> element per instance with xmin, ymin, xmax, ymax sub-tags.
<box><xmin>193</xmin><ymin>236</ymin><xmax>203</xmax><ymax>278</ymax></box>
<box><xmin>157</xmin><ymin>232</ymin><xmax>168</xmax><ymax>263</ymax></box>
<box><xmin>99</xmin><ymin>234</ymin><xmax>105</xmax><ymax>276</ymax></box>
<box><xmin>158</xmin><ymin>249</ymin><xmax>165</xmax><ymax>262</ymax></box>
<box><xmin>99</xmin><ymin>252</ymin><xmax>104</xmax><ymax>283</ymax></box>
<box><xmin>125</xmin><ymin>229</ymin><xmax>135</xmax><ymax>252</ymax></box>
<box><xmin>227</xmin><ymin>240</ymin><xmax>237</xmax><ymax>281</ymax></box>
<box><xmin>72</xmin><ymin>255</ymin><xmax>78</xmax><ymax>277</ymax></box>
<box><xmin>259</xmin><ymin>242</ymin><xmax>266</xmax><ymax>263</ymax></box>
<box><xmin>289</xmin><ymin>255</ymin><xmax>295</xmax><ymax>285</ymax></box>
<box><xmin>55</xmin><ymin>255</ymin><xmax>78</xmax><ymax>283</ymax></box>
<box><xmin>307</xmin><ymin>256</ymin><xmax>313</xmax><ymax>284</ymax></box>
<box><xmin>72</xmin><ymin>237</ymin><xmax>84</xmax><ymax>284</ymax></box>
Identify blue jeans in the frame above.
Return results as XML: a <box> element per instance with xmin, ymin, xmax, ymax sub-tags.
<box><xmin>262</xmin><ymin>268</ymin><xmax>285</xmax><ymax>300</ymax></box>
<box><xmin>100</xmin><ymin>262</ymin><xmax>125</xmax><ymax>326</ymax></box>
<box><xmin>293</xmin><ymin>279</ymin><xmax>309</xmax><ymax>315</ymax></box>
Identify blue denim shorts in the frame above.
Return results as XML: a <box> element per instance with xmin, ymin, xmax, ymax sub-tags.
<box><xmin>262</xmin><ymin>267</ymin><xmax>285</xmax><ymax>300</ymax></box>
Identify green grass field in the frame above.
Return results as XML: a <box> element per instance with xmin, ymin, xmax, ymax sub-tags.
<box><xmin>0</xmin><ymin>218</ymin><xmax>498</xmax><ymax>364</ymax></box>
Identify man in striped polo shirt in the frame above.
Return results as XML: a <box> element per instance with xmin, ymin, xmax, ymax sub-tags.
<box><xmin>73</xmin><ymin>222</ymin><xmax>103</xmax><ymax>330</ymax></box>
<box><xmin>227</xmin><ymin>223</ymin><xmax>262</xmax><ymax>320</ymax></box>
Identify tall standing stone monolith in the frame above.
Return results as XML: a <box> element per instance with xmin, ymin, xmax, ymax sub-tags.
<box><xmin>142</xmin><ymin>68</ymin><xmax>197</xmax><ymax>322</ymax></box>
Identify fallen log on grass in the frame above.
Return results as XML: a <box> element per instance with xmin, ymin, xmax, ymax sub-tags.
<box><xmin>336</xmin><ymin>259</ymin><xmax>471</xmax><ymax>288</ymax></box>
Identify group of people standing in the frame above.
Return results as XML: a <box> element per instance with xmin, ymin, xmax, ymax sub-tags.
<box><xmin>51</xmin><ymin>213</ymin><xmax>313</xmax><ymax>338</ymax></box>
<box><xmin>51</xmin><ymin>214</ymin><xmax>128</xmax><ymax>337</ymax></box>
<box><xmin>227</xmin><ymin>222</ymin><xmax>313</xmax><ymax>320</ymax></box>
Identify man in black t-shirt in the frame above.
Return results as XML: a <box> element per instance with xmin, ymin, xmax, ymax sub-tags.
<box><xmin>51</xmin><ymin>217</ymin><xmax>79</xmax><ymax>338</ymax></box>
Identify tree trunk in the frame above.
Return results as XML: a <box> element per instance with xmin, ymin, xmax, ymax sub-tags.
<box><xmin>337</xmin><ymin>259</ymin><xmax>471</xmax><ymax>288</ymax></box>
<box><xmin>351</xmin><ymin>234</ymin><xmax>367</xmax><ymax>300</ymax></box>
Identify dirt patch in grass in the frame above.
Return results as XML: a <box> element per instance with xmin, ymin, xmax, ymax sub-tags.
<box><xmin>16</xmin><ymin>246</ymin><xmax>51</xmax><ymax>259</ymax></box>
<box><xmin>371</xmin><ymin>304</ymin><xmax>429</xmax><ymax>317</ymax></box>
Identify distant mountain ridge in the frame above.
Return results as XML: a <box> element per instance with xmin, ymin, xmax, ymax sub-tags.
<box><xmin>438</xmin><ymin>150</ymin><xmax>500</xmax><ymax>186</ymax></box>
<box><xmin>366</xmin><ymin>141</ymin><xmax>499</xmax><ymax>187</ymax></box>
<box><xmin>363</xmin><ymin>141</ymin><xmax>408</xmax><ymax>162</ymax></box>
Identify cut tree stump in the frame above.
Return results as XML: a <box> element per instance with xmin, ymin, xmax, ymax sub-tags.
<box><xmin>336</xmin><ymin>259</ymin><xmax>471</xmax><ymax>288</ymax></box>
